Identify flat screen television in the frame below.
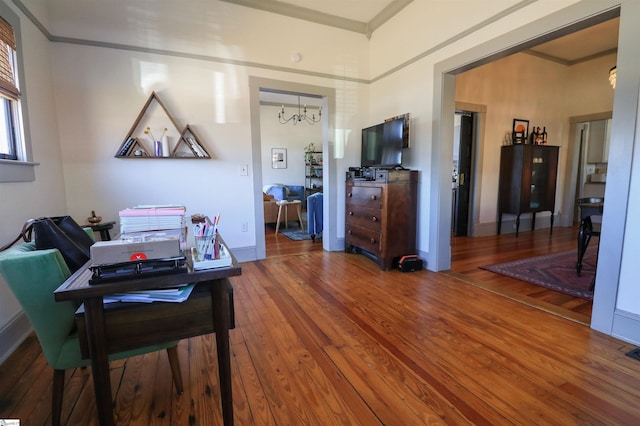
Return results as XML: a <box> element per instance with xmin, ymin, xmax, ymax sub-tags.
<box><xmin>361</xmin><ymin>117</ymin><xmax>405</xmax><ymax>168</ymax></box>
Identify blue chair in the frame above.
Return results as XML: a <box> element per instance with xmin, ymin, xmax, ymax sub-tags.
<box><xmin>265</xmin><ymin>184</ymin><xmax>304</xmax><ymax>203</ymax></box>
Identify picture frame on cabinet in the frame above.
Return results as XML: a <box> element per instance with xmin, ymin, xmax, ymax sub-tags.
<box><xmin>272</xmin><ymin>148</ymin><xmax>287</xmax><ymax>169</ymax></box>
<box><xmin>512</xmin><ymin>118</ymin><xmax>529</xmax><ymax>144</ymax></box>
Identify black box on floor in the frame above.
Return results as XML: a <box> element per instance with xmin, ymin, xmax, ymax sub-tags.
<box><xmin>398</xmin><ymin>255</ymin><xmax>423</xmax><ymax>272</ymax></box>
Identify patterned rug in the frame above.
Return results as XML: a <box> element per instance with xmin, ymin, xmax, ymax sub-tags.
<box><xmin>280</xmin><ymin>227</ymin><xmax>313</xmax><ymax>241</ymax></box>
<box><xmin>480</xmin><ymin>247</ymin><xmax>597</xmax><ymax>299</ymax></box>
<box><xmin>274</xmin><ymin>218</ymin><xmax>322</xmax><ymax>241</ymax></box>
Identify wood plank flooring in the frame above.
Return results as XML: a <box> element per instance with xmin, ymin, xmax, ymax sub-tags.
<box><xmin>448</xmin><ymin>226</ymin><xmax>593</xmax><ymax>325</ymax></box>
<box><xmin>3</xmin><ymin>226</ymin><xmax>638</xmax><ymax>425</ymax></box>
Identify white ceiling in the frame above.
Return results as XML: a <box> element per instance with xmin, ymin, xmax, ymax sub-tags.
<box><xmin>261</xmin><ymin>12</ymin><xmax>619</xmax><ymax>106</ymax></box>
<box><xmin>528</xmin><ymin>17</ymin><xmax>619</xmax><ymax>64</ymax></box>
<box><xmin>246</xmin><ymin>1</ymin><xmax>618</xmax><ymax>66</ymax></box>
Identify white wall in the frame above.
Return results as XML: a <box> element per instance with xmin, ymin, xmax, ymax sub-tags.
<box><xmin>0</xmin><ymin>0</ymin><xmax>68</xmax><ymax>359</ymax></box>
<box><xmin>260</xmin><ymin>104</ymin><xmax>322</xmax><ymax>189</ymax></box>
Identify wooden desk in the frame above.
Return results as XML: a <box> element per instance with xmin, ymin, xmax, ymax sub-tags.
<box><xmin>54</xmin><ymin>250</ymin><xmax>242</xmax><ymax>426</ymax></box>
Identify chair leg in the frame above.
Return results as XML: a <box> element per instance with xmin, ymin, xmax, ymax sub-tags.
<box><xmin>52</xmin><ymin>369</ymin><xmax>65</xmax><ymax>426</ymax></box>
<box><xmin>166</xmin><ymin>345</ymin><xmax>184</xmax><ymax>395</ymax></box>
<box><xmin>576</xmin><ymin>227</ymin><xmax>592</xmax><ymax>276</ymax></box>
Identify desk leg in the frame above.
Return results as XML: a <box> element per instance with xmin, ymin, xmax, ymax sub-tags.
<box><xmin>85</xmin><ymin>297</ymin><xmax>115</xmax><ymax>426</ymax></box>
<box><xmin>211</xmin><ymin>279</ymin><xmax>234</xmax><ymax>426</ymax></box>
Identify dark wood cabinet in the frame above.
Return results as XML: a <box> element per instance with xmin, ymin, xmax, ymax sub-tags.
<box><xmin>498</xmin><ymin>145</ymin><xmax>559</xmax><ymax>236</ymax></box>
<box><xmin>345</xmin><ymin>169</ymin><xmax>418</xmax><ymax>270</ymax></box>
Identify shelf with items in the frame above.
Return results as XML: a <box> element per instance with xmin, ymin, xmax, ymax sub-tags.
<box><xmin>171</xmin><ymin>125</ymin><xmax>210</xmax><ymax>158</ymax></box>
<box><xmin>305</xmin><ymin>151</ymin><xmax>323</xmax><ymax>194</ymax></box>
<box><xmin>115</xmin><ymin>91</ymin><xmax>210</xmax><ymax>159</ymax></box>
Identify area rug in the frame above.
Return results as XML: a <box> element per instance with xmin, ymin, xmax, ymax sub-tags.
<box><xmin>480</xmin><ymin>248</ymin><xmax>597</xmax><ymax>299</ymax></box>
<box><xmin>277</xmin><ymin>218</ymin><xmax>322</xmax><ymax>241</ymax></box>
<box><xmin>279</xmin><ymin>227</ymin><xmax>313</xmax><ymax>241</ymax></box>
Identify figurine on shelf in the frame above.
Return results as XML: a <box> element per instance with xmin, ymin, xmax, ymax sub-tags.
<box><xmin>87</xmin><ymin>210</ymin><xmax>102</xmax><ymax>224</ymax></box>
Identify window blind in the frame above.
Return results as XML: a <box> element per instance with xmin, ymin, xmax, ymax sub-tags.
<box><xmin>0</xmin><ymin>16</ymin><xmax>19</xmax><ymax>99</ymax></box>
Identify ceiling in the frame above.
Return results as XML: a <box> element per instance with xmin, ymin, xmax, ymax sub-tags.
<box><xmin>231</xmin><ymin>1</ymin><xmax>618</xmax><ymax>67</ymax></box>
<box><xmin>527</xmin><ymin>17</ymin><xmax>619</xmax><ymax>65</ymax></box>
<box><xmin>260</xmin><ymin>7</ymin><xmax>619</xmax><ymax>106</ymax></box>
<box><xmin>221</xmin><ymin>0</ymin><xmax>411</xmax><ymax>36</ymax></box>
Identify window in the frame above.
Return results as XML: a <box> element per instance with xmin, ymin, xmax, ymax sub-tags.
<box><xmin>0</xmin><ymin>3</ymin><xmax>34</xmax><ymax>183</ymax></box>
<box><xmin>0</xmin><ymin>16</ymin><xmax>21</xmax><ymax>161</ymax></box>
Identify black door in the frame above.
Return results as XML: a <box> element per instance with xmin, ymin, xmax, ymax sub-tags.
<box><xmin>454</xmin><ymin>113</ymin><xmax>473</xmax><ymax>236</ymax></box>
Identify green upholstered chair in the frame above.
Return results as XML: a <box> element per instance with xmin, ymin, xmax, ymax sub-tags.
<box><xmin>0</xmin><ymin>240</ymin><xmax>183</xmax><ymax>426</ymax></box>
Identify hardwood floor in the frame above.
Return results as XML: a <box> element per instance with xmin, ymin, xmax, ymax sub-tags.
<box><xmin>3</xmin><ymin>226</ymin><xmax>638</xmax><ymax>425</ymax></box>
<box><xmin>449</xmin><ymin>226</ymin><xmax>594</xmax><ymax>325</ymax></box>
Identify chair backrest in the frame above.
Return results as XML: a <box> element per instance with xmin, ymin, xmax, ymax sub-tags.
<box><xmin>0</xmin><ymin>243</ymin><xmax>77</xmax><ymax>368</ymax></box>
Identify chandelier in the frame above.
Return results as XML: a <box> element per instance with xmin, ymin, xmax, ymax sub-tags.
<box><xmin>609</xmin><ymin>66</ymin><xmax>617</xmax><ymax>89</ymax></box>
<box><xmin>278</xmin><ymin>96</ymin><xmax>322</xmax><ymax>125</ymax></box>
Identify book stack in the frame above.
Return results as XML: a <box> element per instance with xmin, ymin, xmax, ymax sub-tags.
<box><xmin>119</xmin><ymin>205</ymin><xmax>187</xmax><ymax>247</ymax></box>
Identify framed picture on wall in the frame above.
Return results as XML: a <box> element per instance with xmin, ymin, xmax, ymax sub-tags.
<box><xmin>386</xmin><ymin>112</ymin><xmax>411</xmax><ymax>148</ymax></box>
<box><xmin>512</xmin><ymin>118</ymin><xmax>529</xmax><ymax>144</ymax></box>
<box><xmin>272</xmin><ymin>148</ymin><xmax>287</xmax><ymax>169</ymax></box>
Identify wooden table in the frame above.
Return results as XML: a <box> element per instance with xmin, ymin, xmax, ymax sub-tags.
<box><xmin>275</xmin><ymin>199</ymin><xmax>303</xmax><ymax>234</ymax></box>
<box><xmin>54</xmin><ymin>249</ymin><xmax>242</xmax><ymax>426</ymax></box>
<box><xmin>82</xmin><ymin>221</ymin><xmax>116</xmax><ymax>241</ymax></box>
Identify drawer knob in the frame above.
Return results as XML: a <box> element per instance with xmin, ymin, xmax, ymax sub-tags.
<box><xmin>348</xmin><ymin>193</ymin><xmax>352</xmax><ymax>198</ymax></box>
<box><xmin>348</xmin><ymin>211</ymin><xmax>354</xmax><ymax>216</ymax></box>
<box><xmin>370</xmin><ymin>195</ymin><xmax>377</xmax><ymax>201</ymax></box>
<box><xmin>370</xmin><ymin>238</ymin><xmax>376</xmax><ymax>244</ymax></box>
<box><xmin>371</xmin><ymin>216</ymin><xmax>377</xmax><ymax>222</ymax></box>
<box><xmin>348</xmin><ymin>230</ymin><xmax>352</xmax><ymax>235</ymax></box>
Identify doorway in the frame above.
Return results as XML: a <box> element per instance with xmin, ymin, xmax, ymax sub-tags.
<box><xmin>452</xmin><ymin>112</ymin><xmax>474</xmax><ymax>236</ymax></box>
<box><xmin>258</xmin><ymin>91</ymin><xmax>324</xmax><ymax>257</ymax></box>
<box><xmin>248</xmin><ymin>77</ymin><xmax>337</xmax><ymax>260</ymax></box>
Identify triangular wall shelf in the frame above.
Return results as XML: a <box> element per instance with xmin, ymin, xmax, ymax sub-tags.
<box><xmin>115</xmin><ymin>91</ymin><xmax>210</xmax><ymax>159</ymax></box>
<box><xmin>172</xmin><ymin>125</ymin><xmax>211</xmax><ymax>158</ymax></box>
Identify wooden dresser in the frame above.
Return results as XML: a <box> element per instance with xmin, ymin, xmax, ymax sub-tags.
<box><xmin>345</xmin><ymin>169</ymin><xmax>418</xmax><ymax>270</ymax></box>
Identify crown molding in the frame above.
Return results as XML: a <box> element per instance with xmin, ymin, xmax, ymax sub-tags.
<box><xmin>220</xmin><ymin>0</ymin><xmax>413</xmax><ymax>38</ymax></box>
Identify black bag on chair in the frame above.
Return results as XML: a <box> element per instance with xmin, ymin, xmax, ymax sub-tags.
<box><xmin>28</xmin><ymin>216</ymin><xmax>94</xmax><ymax>273</ymax></box>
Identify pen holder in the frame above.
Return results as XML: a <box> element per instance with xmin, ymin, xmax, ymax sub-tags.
<box><xmin>194</xmin><ymin>233</ymin><xmax>220</xmax><ymax>261</ymax></box>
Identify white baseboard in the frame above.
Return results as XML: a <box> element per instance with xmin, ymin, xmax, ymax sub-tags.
<box><xmin>0</xmin><ymin>311</ymin><xmax>32</xmax><ymax>364</ymax></box>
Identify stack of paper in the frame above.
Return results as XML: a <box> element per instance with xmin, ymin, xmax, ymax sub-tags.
<box><xmin>120</xmin><ymin>205</ymin><xmax>186</xmax><ymax>233</ymax></box>
<box><xmin>104</xmin><ymin>283</ymin><xmax>195</xmax><ymax>303</ymax></box>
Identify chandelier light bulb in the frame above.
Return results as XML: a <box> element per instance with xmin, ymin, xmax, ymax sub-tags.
<box><xmin>609</xmin><ymin>66</ymin><xmax>617</xmax><ymax>89</ymax></box>
<box><xmin>278</xmin><ymin>96</ymin><xmax>322</xmax><ymax>125</ymax></box>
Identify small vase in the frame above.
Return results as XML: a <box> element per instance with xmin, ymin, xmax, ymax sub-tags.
<box><xmin>154</xmin><ymin>140</ymin><xmax>162</xmax><ymax>157</ymax></box>
<box><xmin>161</xmin><ymin>135</ymin><xmax>170</xmax><ymax>157</ymax></box>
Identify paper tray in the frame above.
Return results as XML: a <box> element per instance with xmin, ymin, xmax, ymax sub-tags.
<box><xmin>191</xmin><ymin>243</ymin><xmax>232</xmax><ymax>270</ymax></box>
<box><xmin>89</xmin><ymin>256</ymin><xmax>187</xmax><ymax>284</ymax></box>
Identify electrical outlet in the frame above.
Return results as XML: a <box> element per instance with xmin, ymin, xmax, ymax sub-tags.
<box><xmin>240</xmin><ymin>164</ymin><xmax>249</xmax><ymax>176</ymax></box>
<box><xmin>241</xmin><ymin>222</ymin><xmax>248</xmax><ymax>232</ymax></box>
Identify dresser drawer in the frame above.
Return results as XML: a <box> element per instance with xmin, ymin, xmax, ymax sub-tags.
<box><xmin>345</xmin><ymin>207</ymin><xmax>382</xmax><ymax>232</ymax></box>
<box><xmin>345</xmin><ymin>225</ymin><xmax>381</xmax><ymax>255</ymax></box>
<box><xmin>346</xmin><ymin>186</ymin><xmax>383</xmax><ymax>209</ymax></box>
